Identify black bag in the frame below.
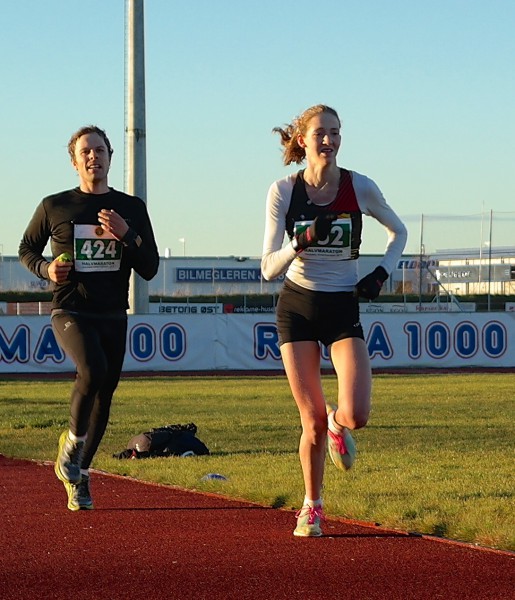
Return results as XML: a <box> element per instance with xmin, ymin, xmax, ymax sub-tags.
<box><xmin>113</xmin><ymin>423</ymin><xmax>209</xmax><ymax>459</ymax></box>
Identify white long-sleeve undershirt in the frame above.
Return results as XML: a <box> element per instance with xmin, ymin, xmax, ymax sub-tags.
<box><xmin>261</xmin><ymin>171</ymin><xmax>408</xmax><ymax>292</ymax></box>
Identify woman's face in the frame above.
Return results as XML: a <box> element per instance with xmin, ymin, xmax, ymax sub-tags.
<box><xmin>299</xmin><ymin>112</ymin><xmax>341</xmax><ymax>166</ymax></box>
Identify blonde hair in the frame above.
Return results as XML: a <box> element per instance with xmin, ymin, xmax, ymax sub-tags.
<box><xmin>272</xmin><ymin>104</ymin><xmax>341</xmax><ymax>165</ymax></box>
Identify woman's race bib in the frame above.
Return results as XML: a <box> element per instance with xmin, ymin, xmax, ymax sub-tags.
<box><xmin>294</xmin><ymin>217</ymin><xmax>353</xmax><ymax>260</ymax></box>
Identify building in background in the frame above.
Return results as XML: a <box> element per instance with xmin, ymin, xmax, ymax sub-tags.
<box><xmin>1</xmin><ymin>248</ymin><xmax>514</xmax><ymax>307</ymax></box>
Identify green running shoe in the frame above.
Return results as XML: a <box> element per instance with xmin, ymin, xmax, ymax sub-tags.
<box><xmin>55</xmin><ymin>431</ymin><xmax>84</xmax><ymax>484</ymax></box>
<box><xmin>63</xmin><ymin>475</ymin><xmax>94</xmax><ymax>511</ymax></box>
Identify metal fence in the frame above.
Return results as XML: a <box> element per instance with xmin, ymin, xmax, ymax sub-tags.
<box><xmin>2</xmin><ymin>211</ymin><xmax>514</xmax><ymax>312</ymax></box>
<box><xmin>400</xmin><ymin>211</ymin><xmax>515</xmax><ymax>301</ymax></box>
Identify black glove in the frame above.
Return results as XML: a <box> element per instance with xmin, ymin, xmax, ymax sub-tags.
<box><xmin>296</xmin><ymin>213</ymin><xmax>338</xmax><ymax>250</ymax></box>
<box><xmin>355</xmin><ymin>266</ymin><xmax>388</xmax><ymax>300</ymax></box>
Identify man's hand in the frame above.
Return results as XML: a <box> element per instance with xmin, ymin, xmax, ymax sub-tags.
<box><xmin>355</xmin><ymin>266</ymin><xmax>388</xmax><ymax>300</ymax></box>
<box><xmin>48</xmin><ymin>254</ymin><xmax>73</xmax><ymax>284</ymax></box>
<box><xmin>296</xmin><ymin>212</ymin><xmax>338</xmax><ymax>251</ymax></box>
<box><xmin>98</xmin><ymin>208</ymin><xmax>129</xmax><ymax>241</ymax></box>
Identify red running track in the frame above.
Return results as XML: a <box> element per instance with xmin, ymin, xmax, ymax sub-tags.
<box><xmin>0</xmin><ymin>455</ymin><xmax>513</xmax><ymax>600</ymax></box>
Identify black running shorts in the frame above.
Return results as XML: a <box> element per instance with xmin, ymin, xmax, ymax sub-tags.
<box><xmin>276</xmin><ymin>279</ymin><xmax>364</xmax><ymax>347</ymax></box>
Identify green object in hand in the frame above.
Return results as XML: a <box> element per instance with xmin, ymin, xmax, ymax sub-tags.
<box><xmin>56</xmin><ymin>252</ymin><xmax>73</xmax><ymax>262</ymax></box>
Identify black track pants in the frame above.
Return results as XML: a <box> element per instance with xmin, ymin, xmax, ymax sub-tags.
<box><xmin>51</xmin><ymin>312</ymin><xmax>128</xmax><ymax>469</ymax></box>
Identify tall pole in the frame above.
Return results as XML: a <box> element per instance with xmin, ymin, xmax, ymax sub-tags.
<box><xmin>418</xmin><ymin>213</ymin><xmax>424</xmax><ymax>308</ymax></box>
<box><xmin>125</xmin><ymin>0</ymin><xmax>148</xmax><ymax>314</ymax></box>
<box><xmin>487</xmin><ymin>209</ymin><xmax>493</xmax><ymax>311</ymax></box>
<box><xmin>479</xmin><ymin>202</ymin><xmax>484</xmax><ymax>289</ymax></box>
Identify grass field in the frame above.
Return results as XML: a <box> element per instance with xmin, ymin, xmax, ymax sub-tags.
<box><xmin>0</xmin><ymin>373</ymin><xmax>514</xmax><ymax>551</ymax></box>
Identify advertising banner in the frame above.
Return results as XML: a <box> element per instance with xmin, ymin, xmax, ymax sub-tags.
<box><xmin>1</xmin><ymin>312</ymin><xmax>514</xmax><ymax>374</ymax></box>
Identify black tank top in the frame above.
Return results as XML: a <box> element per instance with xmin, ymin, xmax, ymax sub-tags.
<box><xmin>285</xmin><ymin>168</ymin><xmax>363</xmax><ymax>260</ymax></box>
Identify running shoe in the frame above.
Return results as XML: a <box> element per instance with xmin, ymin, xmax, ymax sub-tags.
<box><xmin>63</xmin><ymin>475</ymin><xmax>94</xmax><ymax>511</ymax></box>
<box><xmin>293</xmin><ymin>505</ymin><xmax>324</xmax><ymax>537</ymax></box>
<box><xmin>55</xmin><ymin>431</ymin><xmax>84</xmax><ymax>485</ymax></box>
<box><xmin>326</xmin><ymin>405</ymin><xmax>356</xmax><ymax>471</ymax></box>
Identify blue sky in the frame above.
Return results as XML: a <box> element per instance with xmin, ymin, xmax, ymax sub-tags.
<box><xmin>1</xmin><ymin>0</ymin><xmax>514</xmax><ymax>259</ymax></box>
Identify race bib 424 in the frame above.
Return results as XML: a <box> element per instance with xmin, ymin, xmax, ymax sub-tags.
<box><xmin>73</xmin><ymin>224</ymin><xmax>122</xmax><ymax>272</ymax></box>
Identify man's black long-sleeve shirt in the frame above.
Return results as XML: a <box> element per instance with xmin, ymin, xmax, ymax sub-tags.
<box><xmin>19</xmin><ymin>187</ymin><xmax>159</xmax><ymax>313</ymax></box>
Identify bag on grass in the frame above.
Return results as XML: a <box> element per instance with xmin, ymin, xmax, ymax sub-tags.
<box><xmin>113</xmin><ymin>423</ymin><xmax>209</xmax><ymax>459</ymax></box>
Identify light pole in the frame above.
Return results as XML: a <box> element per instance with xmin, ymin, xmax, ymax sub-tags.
<box><xmin>163</xmin><ymin>248</ymin><xmax>171</xmax><ymax>296</ymax></box>
<box><xmin>126</xmin><ymin>0</ymin><xmax>148</xmax><ymax>314</ymax></box>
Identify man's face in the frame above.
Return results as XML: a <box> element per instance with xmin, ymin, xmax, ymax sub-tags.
<box><xmin>72</xmin><ymin>132</ymin><xmax>111</xmax><ymax>184</ymax></box>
